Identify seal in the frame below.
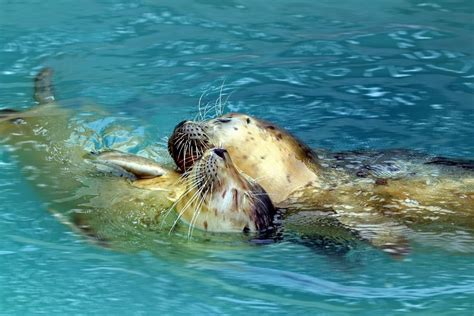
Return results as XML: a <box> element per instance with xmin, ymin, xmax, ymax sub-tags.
<box><xmin>168</xmin><ymin>113</ymin><xmax>474</xmax><ymax>254</ymax></box>
<box><xmin>130</xmin><ymin>147</ymin><xmax>276</xmax><ymax>235</ymax></box>
<box><xmin>0</xmin><ymin>70</ymin><xmax>277</xmax><ymax>244</ymax></box>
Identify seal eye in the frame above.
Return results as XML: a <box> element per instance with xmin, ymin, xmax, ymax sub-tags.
<box><xmin>217</xmin><ymin>118</ymin><xmax>231</xmax><ymax>123</ymax></box>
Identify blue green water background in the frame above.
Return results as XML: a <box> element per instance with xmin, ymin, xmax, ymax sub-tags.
<box><xmin>1</xmin><ymin>0</ymin><xmax>473</xmax><ymax>314</ymax></box>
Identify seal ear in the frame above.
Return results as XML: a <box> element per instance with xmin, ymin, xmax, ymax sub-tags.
<box><xmin>86</xmin><ymin>150</ymin><xmax>168</xmax><ymax>180</ymax></box>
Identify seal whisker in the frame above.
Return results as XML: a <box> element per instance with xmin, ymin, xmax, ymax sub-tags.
<box><xmin>221</xmin><ymin>90</ymin><xmax>234</xmax><ymax>116</ymax></box>
<box><xmin>187</xmin><ymin>182</ymin><xmax>211</xmax><ymax>239</ymax></box>
<box><xmin>160</xmin><ymin>163</ymin><xmax>209</xmax><ymax>224</ymax></box>
<box><xmin>159</xmin><ymin>180</ymin><xmax>202</xmax><ymax>227</ymax></box>
<box><xmin>196</xmin><ymin>85</ymin><xmax>213</xmax><ymax>121</ymax></box>
<box><xmin>170</xmin><ymin>176</ymin><xmax>211</xmax><ymax>234</ymax></box>
<box><xmin>167</xmin><ymin>185</ymin><xmax>202</xmax><ymax>233</ymax></box>
<box><xmin>189</xmin><ymin>181</ymin><xmax>213</xmax><ymax>239</ymax></box>
<box><xmin>202</xmin><ymin>97</ymin><xmax>213</xmax><ymax>120</ymax></box>
<box><xmin>182</xmin><ymin>142</ymin><xmax>189</xmax><ymax>171</ymax></box>
<box><xmin>215</xmin><ymin>79</ymin><xmax>226</xmax><ymax>118</ymax></box>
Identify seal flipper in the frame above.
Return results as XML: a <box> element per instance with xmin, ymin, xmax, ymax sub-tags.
<box><xmin>71</xmin><ymin>211</ymin><xmax>110</xmax><ymax>247</ymax></box>
<box><xmin>283</xmin><ymin>210</ymin><xmax>358</xmax><ymax>256</ymax></box>
<box><xmin>86</xmin><ymin>150</ymin><xmax>168</xmax><ymax>179</ymax></box>
<box><xmin>34</xmin><ymin>68</ymin><xmax>55</xmax><ymax>105</ymax></box>
<box><xmin>1</xmin><ymin>68</ymin><xmax>56</xmax><ymax>124</ymax></box>
<box><xmin>336</xmin><ymin>213</ymin><xmax>411</xmax><ymax>258</ymax></box>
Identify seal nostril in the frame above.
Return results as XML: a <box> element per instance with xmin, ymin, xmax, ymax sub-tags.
<box><xmin>213</xmin><ymin>148</ymin><xmax>227</xmax><ymax>159</ymax></box>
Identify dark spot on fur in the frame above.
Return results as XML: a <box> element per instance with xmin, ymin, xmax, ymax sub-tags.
<box><xmin>204</xmin><ymin>221</ymin><xmax>208</xmax><ymax>230</ymax></box>
<box><xmin>266</xmin><ymin>125</ymin><xmax>275</xmax><ymax>130</ymax></box>
<box><xmin>221</xmin><ymin>190</ymin><xmax>227</xmax><ymax>198</ymax></box>
<box><xmin>276</xmin><ymin>133</ymin><xmax>283</xmax><ymax>140</ymax></box>
<box><xmin>246</xmin><ymin>118</ymin><xmax>251</xmax><ymax>124</ymax></box>
<box><xmin>234</xmin><ymin>127</ymin><xmax>238</xmax><ymax>131</ymax></box>
<box><xmin>260</xmin><ymin>156</ymin><xmax>265</xmax><ymax>160</ymax></box>
<box><xmin>242</xmin><ymin>155</ymin><xmax>248</xmax><ymax>159</ymax></box>
<box><xmin>356</xmin><ymin>169</ymin><xmax>369</xmax><ymax>178</ymax></box>
<box><xmin>232</xmin><ymin>189</ymin><xmax>239</xmax><ymax>210</ymax></box>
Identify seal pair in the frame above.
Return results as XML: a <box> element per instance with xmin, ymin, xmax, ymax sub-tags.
<box><xmin>2</xmin><ymin>69</ymin><xmax>473</xmax><ymax>255</ymax></box>
<box><xmin>166</xmin><ymin>111</ymin><xmax>474</xmax><ymax>255</ymax></box>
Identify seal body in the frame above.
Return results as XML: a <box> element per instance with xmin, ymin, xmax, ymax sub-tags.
<box><xmin>168</xmin><ymin>113</ymin><xmax>474</xmax><ymax>254</ymax></box>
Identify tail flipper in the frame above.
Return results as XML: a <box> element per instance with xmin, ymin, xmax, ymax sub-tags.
<box><xmin>34</xmin><ymin>68</ymin><xmax>55</xmax><ymax>105</ymax></box>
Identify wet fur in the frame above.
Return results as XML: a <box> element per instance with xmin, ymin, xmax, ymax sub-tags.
<box><xmin>168</xmin><ymin>113</ymin><xmax>474</xmax><ymax>255</ymax></box>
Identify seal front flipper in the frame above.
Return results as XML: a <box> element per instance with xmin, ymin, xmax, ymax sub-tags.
<box><xmin>86</xmin><ymin>150</ymin><xmax>168</xmax><ymax>179</ymax></box>
<box><xmin>1</xmin><ymin>68</ymin><xmax>57</xmax><ymax>125</ymax></box>
<box><xmin>284</xmin><ymin>210</ymin><xmax>358</xmax><ymax>256</ymax></box>
<box><xmin>336</xmin><ymin>212</ymin><xmax>411</xmax><ymax>258</ymax></box>
<box><xmin>34</xmin><ymin>67</ymin><xmax>55</xmax><ymax>105</ymax></box>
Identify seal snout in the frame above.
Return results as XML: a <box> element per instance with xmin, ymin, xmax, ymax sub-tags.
<box><xmin>168</xmin><ymin>120</ymin><xmax>211</xmax><ymax>171</ymax></box>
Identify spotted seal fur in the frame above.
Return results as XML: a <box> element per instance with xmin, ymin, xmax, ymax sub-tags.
<box><xmin>168</xmin><ymin>113</ymin><xmax>474</xmax><ymax>255</ymax></box>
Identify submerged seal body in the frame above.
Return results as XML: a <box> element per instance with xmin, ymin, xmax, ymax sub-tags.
<box><xmin>0</xmin><ymin>70</ymin><xmax>278</xmax><ymax>246</ymax></box>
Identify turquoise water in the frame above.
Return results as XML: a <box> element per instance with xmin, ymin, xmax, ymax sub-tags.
<box><xmin>1</xmin><ymin>0</ymin><xmax>473</xmax><ymax>314</ymax></box>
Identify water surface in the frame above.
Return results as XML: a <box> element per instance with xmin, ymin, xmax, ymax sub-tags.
<box><xmin>1</xmin><ymin>0</ymin><xmax>473</xmax><ymax>314</ymax></box>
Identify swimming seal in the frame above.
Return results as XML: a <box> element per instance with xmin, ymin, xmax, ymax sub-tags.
<box><xmin>130</xmin><ymin>147</ymin><xmax>276</xmax><ymax>235</ymax></box>
<box><xmin>168</xmin><ymin>113</ymin><xmax>474</xmax><ymax>255</ymax></box>
<box><xmin>0</xmin><ymin>70</ymin><xmax>277</xmax><ymax>244</ymax></box>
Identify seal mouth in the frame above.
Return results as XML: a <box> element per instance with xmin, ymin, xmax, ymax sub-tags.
<box><xmin>168</xmin><ymin>121</ymin><xmax>211</xmax><ymax>171</ymax></box>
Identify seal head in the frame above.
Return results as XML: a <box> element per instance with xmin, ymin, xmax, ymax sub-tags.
<box><xmin>176</xmin><ymin>147</ymin><xmax>276</xmax><ymax>234</ymax></box>
<box><xmin>168</xmin><ymin>113</ymin><xmax>320</xmax><ymax>203</ymax></box>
